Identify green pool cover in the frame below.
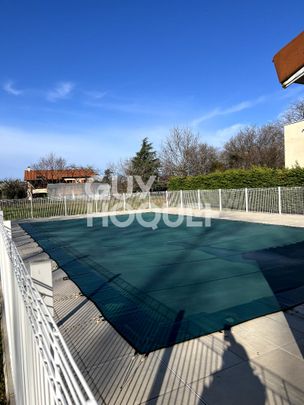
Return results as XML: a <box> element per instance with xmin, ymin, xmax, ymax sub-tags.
<box><xmin>21</xmin><ymin>213</ymin><xmax>304</xmax><ymax>354</ymax></box>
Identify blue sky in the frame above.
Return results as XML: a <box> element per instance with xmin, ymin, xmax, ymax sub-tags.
<box><xmin>1</xmin><ymin>0</ymin><xmax>304</xmax><ymax>178</ymax></box>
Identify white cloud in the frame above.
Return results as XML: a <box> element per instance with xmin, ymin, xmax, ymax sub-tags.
<box><xmin>191</xmin><ymin>96</ymin><xmax>266</xmax><ymax>127</ymax></box>
<box><xmin>199</xmin><ymin>123</ymin><xmax>246</xmax><ymax>147</ymax></box>
<box><xmin>3</xmin><ymin>80</ymin><xmax>23</xmax><ymax>96</ymax></box>
<box><xmin>47</xmin><ymin>82</ymin><xmax>75</xmax><ymax>102</ymax></box>
<box><xmin>215</xmin><ymin>123</ymin><xmax>245</xmax><ymax>141</ymax></box>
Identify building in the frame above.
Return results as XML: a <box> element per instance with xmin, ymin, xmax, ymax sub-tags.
<box><xmin>284</xmin><ymin>120</ymin><xmax>304</xmax><ymax>168</ymax></box>
<box><xmin>273</xmin><ymin>31</ymin><xmax>304</xmax><ymax>88</ymax></box>
<box><xmin>24</xmin><ymin>167</ymin><xmax>96</xmax><ymax>198</ymax></box>
<box><xmin>273</xmin><ymin>32</ymin><xmax>304</xmax><ymax>168</ymax></box>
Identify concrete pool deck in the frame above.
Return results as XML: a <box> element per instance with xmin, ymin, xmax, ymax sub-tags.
<box><xmin>12</xmin><ymin>209</ymin><xmax>304</xmax><ymax>405</ymax></box>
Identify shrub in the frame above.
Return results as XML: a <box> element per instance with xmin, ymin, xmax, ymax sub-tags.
<box><xmin>168</xmin><ymin>167</ymin><xmax>304</xmax><ymax>190</ymax></box>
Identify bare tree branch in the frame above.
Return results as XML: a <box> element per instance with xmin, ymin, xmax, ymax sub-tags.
<box><xmin>160</xmin><ymin>127</ymin><xmax>219</xmax><ymax>176</ymax></box>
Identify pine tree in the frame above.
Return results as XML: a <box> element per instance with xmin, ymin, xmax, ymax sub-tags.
<box><xmin>102</xmin><ymin>168</ymin><xmax>113</xmax><ymax>184</ymax></box>
<box><xmin>129</xmin><ymin>138</ymin><xmax>160</xmax><ymax>191</ymax></box>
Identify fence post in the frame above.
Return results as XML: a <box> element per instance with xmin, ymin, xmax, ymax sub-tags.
<box><xmin>180</xmin><ymin>190</ymin><xmax>183</xmax><ymax>209</ymax></box>
<box><xmin>278</xmin><ymin>186</ymin><xmax>282</xmax><ymax>214</ymax></box>
<box><xmin>148</xmin><ymin>192</ymin><xmax>151</xmax><ymax>209</ymax></box>
<box><xmin>165</xmin><ymin>191</ymin><xmax>169</xmax><ymax>208</ymax></box>
<box><xmin>30</xmin><ymin>260</ymin><xmax>53</xmax><ymax>316</ymax></box>
<box><xmin>123</xmin><ymin>193</ymin><xmax>126</xmax><ymax>211</ymax></box>
<box><xmin>3</xmin><ymin>219</ymin><xmax>12</xmax><ymax>240</ymax></box>
<box><xmin>218</xmin><ymin>189</ymin><xmax>222</xmax><ymax>212</ymax></box>
<box><xmin>245</xmin><ymin>188</ymin><xmax>249</xmax><ymax>213</ymax></box>
<box><xmin>95</xmin><ymin>197</ymin><xmax>98</xmax><ymax>213</ymax></box>
<box><xmin>30</xmin><ymin>198</ymin><xmax>33</xmax><ymax>219</ymax></box>
<box><xmin>197</xmin><ymin>189</ymin><xmax>201</xmax><ymax>210</ymax></box>
<box><xmin>64</xmin><ymin>196</ymin><xmax>67</xmax><ymax>216</ymax></box>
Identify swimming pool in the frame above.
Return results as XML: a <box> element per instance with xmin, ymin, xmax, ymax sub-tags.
<box><xmin>21</xmin><ymin>213</ymin><xmax>304</xmax><ymax>353</ymax></box>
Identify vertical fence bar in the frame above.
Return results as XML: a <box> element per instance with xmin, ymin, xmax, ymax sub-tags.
<box><xmin>180</xmin><ymin>190</ymin><xmax>183</xmax><ymax>209</ymax></box>
<box><xmin>30</xmin><ymin>198</ymin><xmax>34</xmax><ymax>219</ymax></box>
<box><xmin>218</xmin><ymin>189</ymin><xmax>222</xmax><ymax>212</ymax></box>
<box><xmin>197</xmin><ymin>189</ymin><xmax>201</xmax><ymax>210</ymax></box>
<box><xmin>148</xmin><ymin>192</ymin><xmax>151</xmax><ymax>209</ymax></box>
<box><xmin>64</xmin><ymin>196</ymin><xmax>67</xmax><ymax>216</ymax></box>
<box><xmin>245</xmin><ymin>188</ymin><xmax>249</xmax><ymax>213</ymax></box>
<box><xmin>278</xmin><ymin>186</ymin><xmax>282</xmax><ymax>214</ymax></box>
<box><xmin>95</xmin><ymin>198</ymin><xmax>98</xmax><ymax>213</ymax></box>
<box><xmin>165</xmin><ymin>191</ymin><xmax>169</xmax><ymax>208</ymax></box>
<box><xmin>123</xmin><ymin>193</ymin><xmax>126</xmax><ymax>211</ymax></box>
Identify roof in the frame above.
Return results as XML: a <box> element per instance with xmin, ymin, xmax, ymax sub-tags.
<box><xmin>24</xmin><ymin>168</ymin><xmax>96</xmax><ymax>181</ymax></box>
<box><xmin>273</xmin><ymin>31</ymin><xmax>304</xmax><ymax>88</ymax></box>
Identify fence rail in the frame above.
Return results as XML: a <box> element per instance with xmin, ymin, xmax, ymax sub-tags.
<box><xmin>0</xmin><ymin>212</ymin><xmax>97</xmax><ymax>405</ymax></box>
<box><xmin>1</xmin><ymin>186</ymin><xmax>304</xmax><ymax>221</ymax></box>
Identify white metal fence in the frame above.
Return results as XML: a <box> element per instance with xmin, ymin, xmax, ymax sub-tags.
<box><xmin>1</xmin><ymin>186</ymin><xmax>304</xmax><ymax>221</ymax></box>
<box><xmin>0</xmin><ymin>212</ymin><xmax>97</xmax><ymax>405</ymax></box>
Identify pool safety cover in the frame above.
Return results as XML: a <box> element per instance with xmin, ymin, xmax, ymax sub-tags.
<box><xmin>21</xmin><ymin>213</ymin><xmax>304</xmax><ymax>354</ymax></box>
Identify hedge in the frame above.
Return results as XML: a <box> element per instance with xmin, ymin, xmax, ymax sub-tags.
<box><xmin>168</xmin><ymin>167</ymin><xmax>304</xmax><ymax>190</ymax></box>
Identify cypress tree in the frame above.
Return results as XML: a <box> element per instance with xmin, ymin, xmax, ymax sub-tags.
<box><xmin>129</xmin><ymin>138</ymin><xmax>160</xmax><ymax>191</ymax></box>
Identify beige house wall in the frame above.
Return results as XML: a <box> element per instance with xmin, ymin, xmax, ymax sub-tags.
<box><xmin>284</xmin><ymin>120</ymin><xmax>304</xmax><ymax>168</ymax></box>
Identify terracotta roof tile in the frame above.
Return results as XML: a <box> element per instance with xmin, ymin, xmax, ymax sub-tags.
<box><xmin>24</xmin><ymin>169</ymin><xmax>96</xmax><ymax>181</ymax></box>
<box><xmin>273</xmin><ymin>31</ymin><xmax>304</xmax><ymax>85</ymax></box>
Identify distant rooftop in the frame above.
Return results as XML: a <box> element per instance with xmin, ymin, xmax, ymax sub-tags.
<box><xmin>273</xmin><ymin>31</ymin><xmax>304</xmax><ymax>88</ymax></box>
<box><xmin>24</xmin><ymin>168</ymin><xmax>96</xmax><ymax>181</ymax></box>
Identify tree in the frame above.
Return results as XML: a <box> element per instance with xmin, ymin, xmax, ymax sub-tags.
<box><xmin>31</xmin><ymin>153</ymin><xmax>98</xmax><ymax>185</ymax></box>
<box><xmin>102</xmin><ymin>167</ymin><xmax>114</xmax><ymax>184</ymax></box>
<box><xmin>160</xmin><ymin>127</ymin><xmax>220</xmax><ymax>176</ymax></box>
<box><xmin>197</xmin><ymin>143</ymin><xmax>222</xmax><ymax>174</ymax></box>
<box><xmin>31</xmin><ymin>152</ymin><xmax>68</xmax><ymax>184</ymax></box>
<box><xmin>32</xmin><ymin>152</ymin><xmax>67</xmax><ymax>171</ymax></box>
<box><xmin>69</xmin><ymin>163</ymin><xmax>99</xmax><ymax>174</ymax></box>
<box><xmin>222</xmin><ymin>123</ymin><xmax>284</xmax><ymax>169</ymax></box>
<box><xmin>255</xmin><ymin>122</ymin><xmax>284</xmax><ymax>168</ymax></box>
<box><xmin>128</xmin><ymin>138</ymin><xmax>160</xmax><ymax>191</ymax></box>
<box><xmin>222</xmin><ymin>126</ymin><xmax>258</xmax><ymax>169</ymax></box>
<box><xmin>0</xmin><ymin>179</ymin><xmax>27</xmax><ymax>199</ymax></box>
<box><xmin>282</xmin><ymin>99</ymin><xmax>304</xmax><ymax>125</ymax></box>
<box><xmin>101</xmin><ymin>160</ymin><xmax>133</xmax><ymax>193</ymax></box>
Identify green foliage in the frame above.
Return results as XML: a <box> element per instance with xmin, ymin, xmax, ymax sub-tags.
<box><xmin>102</xmin><ymin>168</ymin><xmax>113</xmax><ymax>184</ymax></box>
<box><xmin>129</xmin><ymin>138</ymin><xmax>161</xmax><ymax>191</ymax></box>
<box><xmin>168</xmin><ymin>167</ymin><xmax>304</xmax><ymax>190</ymax></box>
<box><xmin>0</xmin><ymin>179</ymin><xmax>27</xmax><ymax>199</ymax></box>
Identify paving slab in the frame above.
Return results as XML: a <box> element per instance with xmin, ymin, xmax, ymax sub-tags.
<box><xmin>139</xmin><ymin>385</ymin><xmax>203</xmax><ymax>405</ymax></box>
<box><xmin>232</xmin><ymin>315</ymin><xmax>304</xmax><ymax>347</ymax></box>
<box><xmin>280</xmin><ymin>338</ymin><xmax>304</xmax><ymax>360</ymax></box>
<box><xmin>207</xmin><ymin>328</ymin><xmax>279</xmax><ymax>360</ymax></box>
<box><xmin>190</xmin><ymin>356</ymin><xmax>304</xmax><ymax>405</ymax></box>
<box><xmin>84</xmin><ymin>351</ymin><xmax>187</xmax><ymax>405</ymax></box>
<box><xmin>155</xmin><ymin>334</ymin><xmax>243</xmax><ymax>384</ymax></box>
<box><xmin>267</xmin><ymin>310</ymin><xmax>304</xmax><ymax>334</ymax></box>
<box><xmin>253</xmin><ymin>348</ymin><xmax>304</xmax><ymax>392</ymax></box>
